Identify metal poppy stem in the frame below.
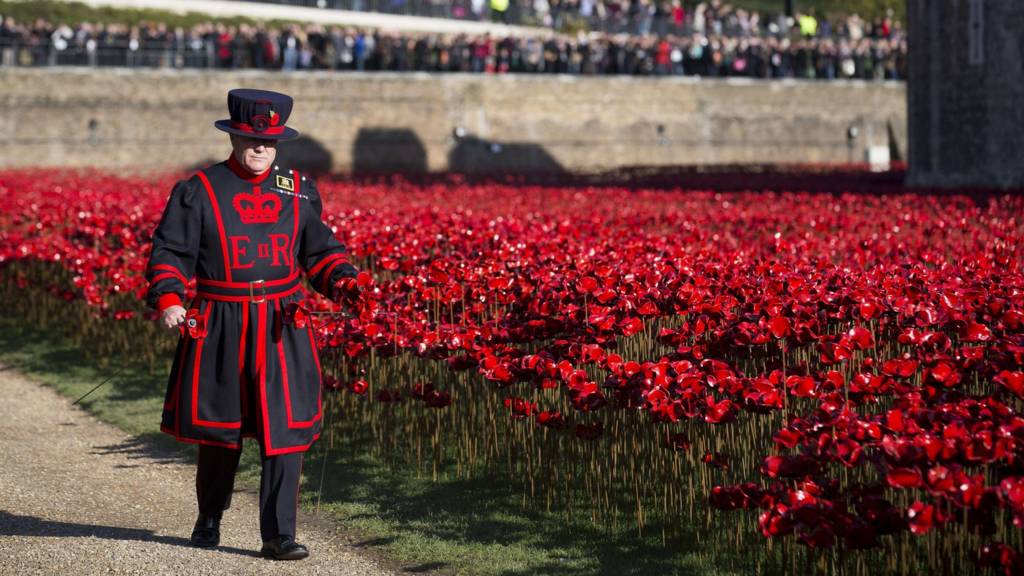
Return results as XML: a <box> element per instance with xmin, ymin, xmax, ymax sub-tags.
<box><xmin>315</xmin><ymin>390</ymin><xmax>334</xmax><ymax>514</ymax></box>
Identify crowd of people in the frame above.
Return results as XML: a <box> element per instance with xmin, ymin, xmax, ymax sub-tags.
<box><xmin>244</xmin><ymin>0</ymin><xmax>901</xmax><ymax>41</ymax></box>
<box><xmin>0</xmin><ymin>7</ymin><xmax>907</xmax><ymax>80</ymax></box>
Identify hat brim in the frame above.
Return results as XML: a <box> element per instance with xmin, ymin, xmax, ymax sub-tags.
<box><xmin>214</xmin><ymin>119</ymin><xmax>300</xmax><ymax>141</ymax></box>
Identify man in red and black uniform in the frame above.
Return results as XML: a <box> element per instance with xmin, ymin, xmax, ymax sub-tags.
<box><xmin>144</xmin><ymin>88</ymin><xmax>357</xmax><ymax>560</ymax></box>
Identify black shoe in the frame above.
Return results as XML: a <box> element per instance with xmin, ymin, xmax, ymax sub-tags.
<box><xmin>190</xmin><ymin>514</ymin><xmax>221</xmax><ymax>548</ymax></box>
<box><xmin>260</xmin><ymin>536</ymin><xmax>309</xmax><ymax>560</ymax></box>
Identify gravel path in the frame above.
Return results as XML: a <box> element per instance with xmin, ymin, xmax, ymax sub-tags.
<box><xmin>0</xmin><ymin>364</ymin><xmax>399</xmax><ymax>576</ymax></box>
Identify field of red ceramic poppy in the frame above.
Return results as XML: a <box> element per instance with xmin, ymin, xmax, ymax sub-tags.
<box><xmin>2</xmin><ymin>168</ymin><xmax>1023</xmax><ymax>575</ymax></box>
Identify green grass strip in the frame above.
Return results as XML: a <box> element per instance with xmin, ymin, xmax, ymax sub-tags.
<box><xmin>0</xmin><ymin>309</ymin><xmax>744</xmax><ymax>576</ymax></box>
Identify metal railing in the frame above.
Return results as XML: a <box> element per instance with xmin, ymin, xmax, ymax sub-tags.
<box><xmin>0</xmin><ymin>37</ymin><xmax>905</xmax><ymax>81</ymax></box>
<box><xmin>0</xmin><ymin>40</ymin><xmax>217</xmax><ymax>69</ymax></box>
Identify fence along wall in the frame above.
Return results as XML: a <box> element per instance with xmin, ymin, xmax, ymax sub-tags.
<box><xmin>1</xmin><ymin>68</ymin><xmax>906</xmax><ymax>174</ymax></box>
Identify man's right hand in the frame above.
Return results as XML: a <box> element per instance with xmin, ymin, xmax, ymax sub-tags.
<box><xmin>161</xmin><ymin>305</ymin><xmax>187</xmax><ymax>330</ymax></box>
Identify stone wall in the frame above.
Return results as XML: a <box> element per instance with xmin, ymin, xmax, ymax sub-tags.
<box><xmin>0</xmin><ymin>68</ymin><xmax>906</xmax><ymax>174</ymax></box>
<box><xmin>908</xmin><ymin>0</ymin><xmax>1024</xmax><ymax>189</ymax></box>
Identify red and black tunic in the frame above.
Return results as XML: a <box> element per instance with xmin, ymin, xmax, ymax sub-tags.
<box><xmin>144</xmin><ymin>156</ymin><xmax>356</xmax><ymax>456</ymax></box>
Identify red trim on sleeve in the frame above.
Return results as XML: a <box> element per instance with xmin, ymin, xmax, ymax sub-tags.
<box><xmin>307</xmin><ymin>252</ymin><xmax>346</xmax><ymax>279</ymax></box>
<box><xmin>320</xmin><ymin>259</ymin><xmax>347</xmax><ymax>295</ymax></box>
<box><xmin>149</xmin><ymin>264</ymin><xmax>189</xmax><ymax>286</ymax></box>
<box><xmin>150</xmin><ymin>272</ymin><xmax>181</xmax><ymax>286</ymax></box>
<box><xmin>157</xmin><ymin>293</ymin><xmax>183</xmax><ymax>312</ymax></box>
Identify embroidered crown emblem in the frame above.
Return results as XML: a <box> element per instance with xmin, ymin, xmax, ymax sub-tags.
<box><xmin>232</xmin><ymin>186</ymin><xmax>282</xmax><ymax>224</ymax></box>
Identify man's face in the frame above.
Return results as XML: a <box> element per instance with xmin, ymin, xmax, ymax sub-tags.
<box><xmin>230</xmin><ymin>135</ymin><xmax>277</xmax><ymax>174</ymax></box>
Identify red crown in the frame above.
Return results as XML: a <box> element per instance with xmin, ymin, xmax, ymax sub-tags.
<box><xmin>232</xmin><ymin>187</ymin><xmax>282</xmax><ymax>224</ymax></box>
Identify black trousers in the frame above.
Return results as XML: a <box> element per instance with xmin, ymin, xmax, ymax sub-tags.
<box><xmin>196</xmin><ymin>444</ymin><xmax>304</xmax><ymax>542</ymax></box>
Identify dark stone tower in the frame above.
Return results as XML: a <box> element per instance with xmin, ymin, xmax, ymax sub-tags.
<box><xmin>907</xmin><ymin>0</ymin><xmax>1024</xmax><ymax>188</ymax></box>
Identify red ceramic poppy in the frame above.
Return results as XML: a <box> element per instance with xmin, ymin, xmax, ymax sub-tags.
<box><xmin>761</xmin><ymin>455</ymin><xmax>821</xmax><ymax>479</ymax></box>
<box><xmin>184</xmin><ymin>308</ymin><xmax>207</xmax><ymax>339</ymax></box>
<box><xmin>322</xmin><ymin>373</ymin><xmax>342</xmax><ymax>391</ymax></box>
<box><xmin>347</xmin><ymin>379</ymin><xmax>369</xmax><ymax>395</ymax></box>
<box><xmin>768</xmin><ymin>316</ymin><xmax>791</xmax><ymax>339</ymax></box>
<box><xmin>996</xmin><ymin>371</ymin><xmax>1024</xmax><ymax>399</ymax></box>
<box><xmin>283</xmin><ymin>301</ymin><xmax>309</xmax><ymax>329</ymax></box>
<box><xmin>906</xmin><ymin>502</ymin><xmax>941</xmax><ymax>535</ymax></box>
<box><xmin>704</xmin><ymin>396</ymin><xmax>737</xmax><ymax>424</ymax></box>
<box><xmin>503</xmin><ymin>397</ymin><xmax>536</xmax><ymax>419</ymax></box>
<box><xmin>537</xmin><ymin>410</ymin><xmax>567</xmax><ymax>430</ymax></box>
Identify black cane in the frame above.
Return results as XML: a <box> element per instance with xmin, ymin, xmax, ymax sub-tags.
<box><xmin>72</xmin><ymin>365</ymin><xmax>127</xmax><ymax>406</ymax></box>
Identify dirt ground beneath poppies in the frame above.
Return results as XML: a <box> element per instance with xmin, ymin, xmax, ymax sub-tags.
<box><xmin>0</xmin><ymin>363</ymin><xmax>398</xmax><ymax>576</ymax></box>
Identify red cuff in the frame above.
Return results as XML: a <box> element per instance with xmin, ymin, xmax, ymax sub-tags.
<box><xmin>157</xmin><ymin>293</ymin><xmax>183</xmax><ymax>312</ymax></box>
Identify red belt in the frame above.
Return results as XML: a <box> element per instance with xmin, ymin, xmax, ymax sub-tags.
<box><xmin>196</xmin><ymin>271</ymin><xmax>302</xmax><ymax>303</ymax></box>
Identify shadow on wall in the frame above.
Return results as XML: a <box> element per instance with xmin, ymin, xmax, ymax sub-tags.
<box><xmin>350</xmin><ymin>128</ymin><xmax>565</xmax><ymax>176</ymax></box>
<box><xmin>449</xmin><ymin>135</ymin><xmax>564</xmax><ymax>175</ymax></box>
<box><xmin>352</xmin><ymin>128</ymin><xmax>428</xmax><ymax>175</ymax></box>
<box><xmin>275</xmin><ymin>135</ymin><xmax>334</xmax><ymax>177</ymax></box>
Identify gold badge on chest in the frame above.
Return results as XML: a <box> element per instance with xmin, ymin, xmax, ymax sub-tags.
<box><xmin>275</xmin><ymin>174</ymin><xmax>295</xmax><ymax>191</ymax></box>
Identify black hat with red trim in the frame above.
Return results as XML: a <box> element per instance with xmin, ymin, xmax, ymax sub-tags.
<box><xmin>214</xmin><ymin>88</ymin><xmax>300</xmax><ymax>141</ymax></box>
